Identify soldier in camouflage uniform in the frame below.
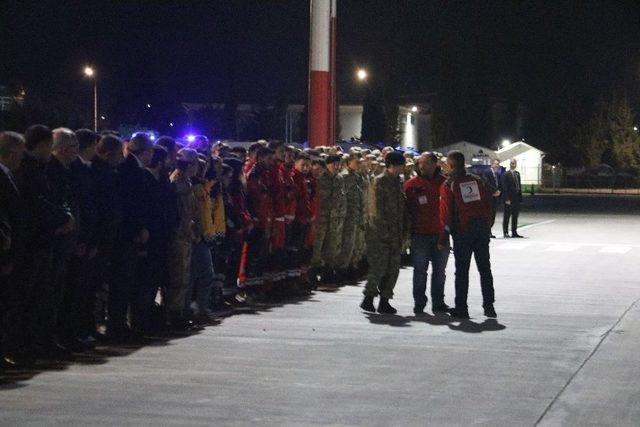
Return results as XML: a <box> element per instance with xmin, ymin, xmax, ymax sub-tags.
<box><xmin>338</xmin><ymin>153</ymin><xmax>364</xmax><ymax>277</ymax></box>
<box><xmin>311</xmin><ymin>154</ymin><xmax>346</xmax><ymax>283</ymax></box>
<box><xmin>360</xmin><ymin>151</ymin><xmax>409</xmax><ymax>314</ymax></box>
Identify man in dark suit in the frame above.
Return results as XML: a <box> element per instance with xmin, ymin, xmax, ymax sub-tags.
<box><xmin>0</xmin><ymin>131</ymin><xmax>28</xmax><ymax>365</ymax></box>
<box><xmin>501</xmin><ymin>158</ymin><xmax>524</xmax><ymax>238</ymax></box>
<box><xmin>483</xmin><ymin>159</ymin><xmax>502</xmax><ymax>238</ymax></box>
<box><xmin>109</xmin><ymin>133</ymin><xmax>154</xmax><ymax>341</ymax></box>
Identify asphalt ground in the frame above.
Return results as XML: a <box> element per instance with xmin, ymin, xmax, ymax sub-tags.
<box><xmin>1</xmin><ymin>194</ymin><xmax>639</xmax><ymax>426</ymax></box>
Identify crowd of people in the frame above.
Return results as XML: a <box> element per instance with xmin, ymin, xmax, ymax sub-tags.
<box><xmin>0</xmin><ymin>125</ymin><xmax>501</xmax><ymax>368</ymax></box>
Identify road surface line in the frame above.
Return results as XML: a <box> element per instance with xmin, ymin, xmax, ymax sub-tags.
<box><xmin>535</xmin><ymin>297</ymin><xmax>640</xmax><ymax>426</ymax></box>
<box><xmin>546</xmin><ymin>244</ymin><xmax>582</xmax><ymax>252</ymax></box>
<box><xmin>598</xmin><ymin>245</ymin><xmax>633</xmax><ymax>254</ymax></box>
<box><xmin>518</xmin><ymin>219</ymin><xmax>556</xmax><ymax>230</ymax></box>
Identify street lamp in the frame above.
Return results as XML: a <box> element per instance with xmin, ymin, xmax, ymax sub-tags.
<box><xmin>411</xmin><ymin>105</ymin><xmax>418</xmax><ymax>113</ymax></box>
<box><xmin>501</xmin><ymin>139</ymin><xmax>511</xmax><ymax>148</ymax></box>
<box><xmin>356</xmin><ymin>68</ymin><xmax>368</xmax><ymax>82</ymax></box>
<box><xmin>83</xmin><ymin>66</ymin><xmax>97</xmax><ymax>132</ymax></box>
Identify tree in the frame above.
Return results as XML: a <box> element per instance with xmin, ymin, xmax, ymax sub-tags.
<box><xmin>585</xmin><ymin>96</ymin><xmax>640</xmax><ymax>170</ymax></box>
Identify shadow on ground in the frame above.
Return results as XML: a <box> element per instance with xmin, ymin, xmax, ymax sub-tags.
<box><xmin>0</xmin><ymin>291</ymin><xmax>317</xmax><ymax>388</ymax></box>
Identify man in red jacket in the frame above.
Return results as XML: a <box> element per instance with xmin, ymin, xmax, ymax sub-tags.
<box><xmin>404</xmin><ymin>152</ymin><xmax>450</xmax><ymax>315</ymax></box>
<box><xmin>439</xmin><ymin>151</ymin><xmax>496</xmax><ymax>319</ymax></box>
<box><xmin>288</xmin><ymin>152</ymin><xmax>313</xmax><ymax>293</ymax></box>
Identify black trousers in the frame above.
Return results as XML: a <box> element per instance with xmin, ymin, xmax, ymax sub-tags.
<box><xmin>490</xmin><ymin>197</ymin><xmax>499</xmax><ymax>229</ymax></box>
<box><xmin>503</xmin><ymin>202</ymin><xmax>520</xmax><ymax>235</ymax></box>
<box><xmin>452</xmin><ymin>219</ymin><xmax>495</xmax><ymax>310</ymax></box>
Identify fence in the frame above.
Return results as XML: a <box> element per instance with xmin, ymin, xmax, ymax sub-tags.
<box><xmin>536</xmin><ymin>164</ymin><xmax>640</xmax><ymax>195</ymax></box>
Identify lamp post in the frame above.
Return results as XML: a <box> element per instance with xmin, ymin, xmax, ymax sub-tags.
<box><xmin>84</xmin><ymin>66</ymin><xmax>97</xmax><ymax>132</ymax></box>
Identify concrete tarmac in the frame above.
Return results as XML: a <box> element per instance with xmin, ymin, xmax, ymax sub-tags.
<box><xmin>1</xmin><ymin>195</ymin><xmax>639</xmax><ymax>426</ymax></box>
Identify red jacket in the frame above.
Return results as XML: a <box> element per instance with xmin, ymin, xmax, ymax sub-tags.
<box><xmin>404</xmin><ymin>173</ymin><xmax>446</xmax><ymax>235</ymax></box>
<box><xmin>291</xmin><ymin>168</ymin><xmax>312</xmax><ymax>223</ymax></box>
<box><xmin>246</xmin><ymin>163</ymin><xmax>273</xmax><ymax>230</ymax></box>
<box><xmin>243</xmin><ymin>159</ymin><xmax>255</xmax><ymax>177</ymax></box>
<box><xmin>439</xmin><ymin>172</ymin><xmax>492</xmax><ymax>243</ymax></box>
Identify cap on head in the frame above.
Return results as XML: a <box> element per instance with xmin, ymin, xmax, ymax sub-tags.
<box><xmin>385</xmin><ymin>151</ymin><xmax>406</xmax><ymax>167</ymax></box>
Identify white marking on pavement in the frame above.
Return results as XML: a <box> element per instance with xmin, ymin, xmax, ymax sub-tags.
<box><xmin>599</xmin><ymin>246</ymin><xmax>633</xmax><ymax>254</ymax></box>
<box><xmin>518</xmin><ymin>219</ymin><xmax>556</xmax><ymax>230</ymax></box>
<box><xmin>493</xmin><ymin>242</ymin><xmax>532</xmax><ymax>250</ymax></box>
<box><xmin>546</xmin><ymin>244</ymin><xmax>582</xmax><ymax>252</ymax></box>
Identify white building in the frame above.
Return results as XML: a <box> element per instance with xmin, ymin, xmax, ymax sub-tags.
<box><xmin>436</xmin><ymin>141</ymin><xmax>497</xmax><ymax>165</ymax></box>
<box><xmin>496</xmin><ymin>140</ymin><xmax>545</xmax><ymax>185</ymax></box>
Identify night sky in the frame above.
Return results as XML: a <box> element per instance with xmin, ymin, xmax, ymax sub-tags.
<box><xmin>2</xmin><ymin>0</ymin><xmax>640</xmax><ymax>148</ymax></box>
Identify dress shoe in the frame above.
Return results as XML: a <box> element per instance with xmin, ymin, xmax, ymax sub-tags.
<box><xmin>413</xmin><ymin>304</ymin><xmax>426</xmax><ymax>315</ymax></box>
<box><xmin>512</xmin><ymin>233</ymin><xmax>524</xmax><ymax>238</ymax></box>
<box><xmin>360</xmin><ymin>296</ymin><xmax>376</xmax><ymax>313</ymax></box>
<box><xmin>448</xmin><ymin>307</ymin><xmax>470</xmax><ymax>319</ymax></box>
<box><xmin>490</xmin><ymin>234</ymin><xmax>496</xmax><ymax>239</ymax></box>
<box><xmin>432</xmin><ymin>303</ymin><xmax>451</xmax><ymax>314</ymax></box>
<box><xmin>484</xmin><ymin>305</ymin><xmax>497</xmax><ymax>318</ymax></box>
<box><xmin>377</xmin><ymin>298</ymin><xmax>397</xmax><ymax>315</ymax></box>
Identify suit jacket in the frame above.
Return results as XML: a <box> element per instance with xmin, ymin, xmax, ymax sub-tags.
<box><xmin>501</xmin><ymin>170</ymin><xmax>523</xmax><ymax>204</ymax></box>
<box><xmin>0</xmin><ymin>166</ymin><xmax>25</xmax><ymax>267</ymax></box>
<box><xmin>118</xmin><ymin>154</ymin><xmax>152</xmax><ymax>241</ymax></box>
<box><xmin>90</xmin><ymin>156</ymin><xmax>124</xmax><ymax>249</ymax></box>
<box><xmin>483</xmin><ymin>168</ymin><xmax>501</xmax><ymax>196</ymax></box>
<box><xmin>71</xmin><ymin>157</ymin><xmax>98</xmax><ymax>248</ymax></box>
<box><xmin>14</xmin><ymin>152</ymin><xmax>70</xmax><ymax>252</ymax></box>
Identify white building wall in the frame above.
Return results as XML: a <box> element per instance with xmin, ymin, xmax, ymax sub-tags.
<box><xmin>499</xmin><ymin>151</ymin><xmax>543</xmax><ymax>186</ymax></box>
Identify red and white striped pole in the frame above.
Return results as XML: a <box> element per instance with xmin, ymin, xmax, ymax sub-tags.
<box><xmin>308</xmin><ymin>0</ymin><xmax>334</xmax><ymax>148</ymax></box>
<box><xmin>329</xmin><ymin>0</ymin><xmax>337</xmax><ymax>146</ymax></box>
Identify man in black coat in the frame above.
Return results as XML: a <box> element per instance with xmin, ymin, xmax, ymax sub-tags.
<box><xmin>0</xmin><ymin>131</ymin><xmax>27</xmax><ymax>365</ymax></box>
<box><xmin>59</xmin><ymin>129</ymin><xmax>100</xmax><ymax>350</ymax></box>
<box><xmin>43</xmin><ymin>128</ymin><xmax>81</xmax><ymax>357</ymax></box>
<box><xmin>90</xmin><ymin>134</ymin><xmax>125</xmax><ymax>335</ymax></box>
<box><xmin>14</xmin><ymin>126</ymin><xmax>75</xmax><ymax>361</ymax></box>
<box><xmin>483</xmin><ymin>159</ymin><xmax>502</xmax><ymax>238</ymax></box>
<box><xmin>501</xmin><ymin>158</ymin><xmax>524</xmax><ymax>238</ymax></box>
<box><xmin>109</xmin><ymin>133</ymin><xmax>154</xmax><ymax>340</ymax></box>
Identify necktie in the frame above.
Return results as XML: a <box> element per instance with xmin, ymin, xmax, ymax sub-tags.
<box><xmin>514</xmin><ymin>171</ymin><xmax>520</xmax><ymax>192</ymax></box>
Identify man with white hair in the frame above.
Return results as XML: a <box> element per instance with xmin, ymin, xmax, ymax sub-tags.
<box><xmin>38</xmin><ymin>128</ymin><xmax>81</xmax><ymax>357</ymax></box>
<box><xmin>501</xmin><ymin>158</ymin><xmax>523</xmax><ymax>238</ymax></box>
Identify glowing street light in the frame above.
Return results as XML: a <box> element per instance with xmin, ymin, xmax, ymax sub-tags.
<box><xmin>83</xmin><ymin>66</ymin><xmax>97</xmax><ymax>132</ymax></box>
<box><xmin>501</xmin><ymin>139</ymin><xmax>511</xmax><ymax>148</ymax></box>
<box><xmin>634</xmin><ymin>126</ymin><xmax>638</xmax><ymax>132</ymax></box>
<box><xmin>411</xmin><ymin>106</ymin><xmax>418</xmax><ymax>113</ymax></box>
<box><xmin>356</xmin><ymin>68</ymin><xmax>368</xmax><ymax>82</ymax></box>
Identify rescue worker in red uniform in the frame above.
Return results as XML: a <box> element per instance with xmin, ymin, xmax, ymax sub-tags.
<box><xmin>267</xmin><ymin>141</ymin><xmax>289</xmax><ymax>292</ymax></box>
<box><xmin>404</xmin><ymin>152</ymin><xmax>450</xmax><ymax>315</ymax></box>
<box><xmin>439</xmin><ymin>151</ymin><xmax>496</xmax><ymax>319</ymax></box>
<box><xmin>289</xmin><ymin>152</ymin><xmax>313</xmax><ymax>293</ymax></box>
<box><xmin>243</xmin><ymin>147</ymin><xmax>274</xmax><ymax>294</ymax></box>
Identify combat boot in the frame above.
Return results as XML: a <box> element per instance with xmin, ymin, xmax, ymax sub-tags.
<box><xmin>360</xmin><ymin>296</ymin><xmax>376</xmax><ymax>313</ymax></box>
<box><xmin>377</xmin><ymin>298</ymin><xmax>397</xmax><ymax>315</ymax></box>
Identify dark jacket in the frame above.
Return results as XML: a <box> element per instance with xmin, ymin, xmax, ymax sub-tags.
<box><xmin>118</xmin><ymin>154</ymin><xmax>151</xmax><ymax>241</ymax></box>
<box><xmin>14</xmin><ymin>152</ymin><xmax>70</xmax><ymax>251</ymax></box>
<box><xmin>143</xmin><ymin>169</ymin><xmax>177</xmax><ymax>245</ymax></box>
<box><xmin>483</xmin><ymin>168</ymin><xmax>501</xmax><ymax>196</ymax></box>
<box><xmin>90</xmin><ymin>156</ymin><xmax>124</xmax><ymax>249</ymax></box>
<box><xmin>501</xmin><ymin>170</ymin><xmax>523</xmax><ymax>204</ymax></box>
<box><xmin>0</xmin><ymin>166</ymin><xmax>25</xmax><ymax>267</ymax></box>
<box><xmin>71</xmin><ymin>157</ymin><xmax>98</xmax><ymax>248</ymax></box>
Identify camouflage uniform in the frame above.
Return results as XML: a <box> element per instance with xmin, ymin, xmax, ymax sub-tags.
<box><xmin>311</xmin><ymin>170</ymin><xmax>346</xmax><ymax>270</ymax></box>
<box><xmin>364</xmin><ymin>171</ymin><xmax>408</xmax><ymax>299</ymax></box>
<box><xmin>350</xmin><ymin>172</ymin><xmax>369</xmax><ymax>268</ymax></box>
<box><xmin>338</xmin><ymin>168</ymin><xmax>364</xmax><ymax>270</ymax></box>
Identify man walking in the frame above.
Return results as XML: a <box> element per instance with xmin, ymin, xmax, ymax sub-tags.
<box><xmin>360</xmin><ymin>152</ymin><xmax>408</xmax><ymax>314</ymax></box>
<box><xmin>501</xmin><ymin>158</ymin><xmax>523</xmax><ymax>238</ymax></box>
<box><xmin>439</xmin><ymin>151</ymin><xmax>496</xmax><ymax>319</ymax></box>
<box><xmin>404</xmin><ymin>152</ymin><xmax>449</xmax><ymax>315</ymax></box>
